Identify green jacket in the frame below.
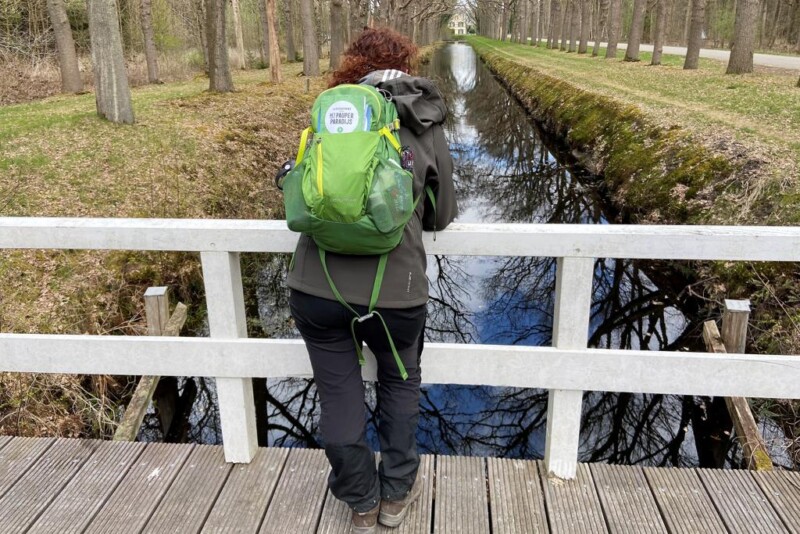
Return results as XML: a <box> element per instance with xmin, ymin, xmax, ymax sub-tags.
<box><xmin>287</xmin><ymin>72</ymin><xmax>458</xmax><ymax>308</ymax></box>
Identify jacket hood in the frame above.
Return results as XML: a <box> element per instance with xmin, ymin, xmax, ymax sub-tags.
<box><xmin>360</xmin><ymin>70</ymin><xmax>447</xmax><ymax>135</ymax></box>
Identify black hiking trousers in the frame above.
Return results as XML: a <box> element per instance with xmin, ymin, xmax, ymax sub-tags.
<box><xmin>289</xmin><ymin>289</ymin><xmax>425</xmax><ymax>513</ymax></box>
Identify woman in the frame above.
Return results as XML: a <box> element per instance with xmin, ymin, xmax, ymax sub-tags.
<box><xmin>287</xmin><ymin>27</ymin><xmax>457</xmax><ymax>533</ymax></box>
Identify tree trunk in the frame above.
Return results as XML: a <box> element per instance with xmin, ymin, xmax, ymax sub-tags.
<box><xmin>569</xmin><ymin>0</ymin><xmax>580</xmax><ymax>51</ymax></box>
<box><xmin>46</xmin><ymin>0</ymin><xmax>83</xmax><ymax>93</ymax></box>
<box><xmin>139</xmin><ymin>0</ymin><xmax>160</xmax><ymax>82</ymax></box>
<box><xmin>501</xmin><ymin>0</ymin><xmax>509</xmax><ymax>40</ymax></box>
<box><xmin>684</xmin><ymin>0</ymin><xmax>705</xmax><ymax>69</ymax></box>
<box><xmin>624</xmin><ymin>0</ymin><xmax>647</xmax><ymax>60</ymax></box>
<box><xmin>548</xmin><ymin>0</ymin><xmax>560</xmax><ymax>47</ymax></box>
<box><xmin>727</xmin><ymin>0</ymin><xmax>759</xmax><ymax>73</ymax></box>
<box><xmin>231</xmin><ymin>0</ymin><xmax>246</xmax><ymax>69</ymax></box>
<box><xmin>299</xmin><ymin>0</ymin><xmax>319</xmax><ymax>75</ymax></box>
<box><xmin>194</xmin><ymin>0</ymin><xmax>210</xmax><ymax>71</ymax></box>
<box><xmin>593</xmin><ymin>0</ymin><xmax>610</xmax><ymax>56</ymax></box>
<box><xmin>651</xmin><ymin>0</ymin><xmax>667</xmax><ymax>64</ymax></box>
<box><xmin>531</xmin><ymin>0</ymin><xmax>540</xmax><ymax>45</ymax></box>
<box><xmin>349</xmin><ymin>0</ymin><xmax>366</xmax><ymax>41</ymax></box>
<box><xmin>521</xmin><ymin>0</ymin><xmax>530</xmax><ymax>44</ymax></box>
<box><xmin>88</xmin><ymin>0</ymin><xmax>134</xmax><ymax>123</ymax></box>
<box><xmin>206</xmin><ymin>0</ymin><xmax>234</xmax><ymax>91</ymax></box>
<box><xmin>330</xmin><ymin>0</ymin><xmax>345</xmax><ymax>69</ymax></box>
<box><xmin>560</xmin><ymin>0</ymin><xmax>570</xmax><ymax>49</ymax></box>
<box><xmin>283</xmin><ymin>0</ymin><xmax>296</xmax><ymax>62</ymax></box>
<box><xmin>605</xmin><ymin>0</ymin><xmax>621</xmax><ymax>57</ymax></box>
<box><xmin>258</xmin><ymin>0</ymin><xmax>271</xmax><ymax>67</ymax></box>
<box><xmin>684</xmin><ymin>0</ymin><xmax>692</xmax><ymax>43</ymax></box>
<box><xmin>266</xmin><ymin>0</ymin><xmax>282</xmax><ymax>82</ymax></box>
<box><xmin>578</xmin><ymin>0</ymin><xmax>590</xmax><ymax>52</ymax></box>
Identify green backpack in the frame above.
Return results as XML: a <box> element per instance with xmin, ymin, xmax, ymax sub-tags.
<box><xmin>282</xmin><ymin>84</ymin><xmax>430</xmax><ymax>379</ymax></box>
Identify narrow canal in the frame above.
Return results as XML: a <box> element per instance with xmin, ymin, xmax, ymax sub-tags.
<box><xmin>142</xmin><ymin>43</ymin><xmax>790</xmax><ymax>469</ymax></box>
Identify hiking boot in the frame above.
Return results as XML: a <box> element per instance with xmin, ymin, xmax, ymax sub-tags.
<box><xmin>379</xmin><ymin>476</ymin><xmax>422</xmax><ymax>528</ymax></box>
<box><xmin>351</xmin><ymin>503</ymin><xmax>380</xmax><ymax>534</ymax></box>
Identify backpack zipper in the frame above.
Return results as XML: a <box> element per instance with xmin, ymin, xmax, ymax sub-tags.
<box><xmin>316</xmin><ymin>139</ymin><xmax>324</xmax><ymax>196</ymax></box>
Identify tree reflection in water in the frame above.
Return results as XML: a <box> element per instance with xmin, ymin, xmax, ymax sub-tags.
<box><xmin>142</xmin><ymin>44</ymin><xmax>790</xmax><ymax>469</ymax></box>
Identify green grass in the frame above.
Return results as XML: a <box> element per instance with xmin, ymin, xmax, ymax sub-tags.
<box><xmin>0</xmin><ymin>62</ymin><xmax>323</xmax><ymax>335</ymax></box>
<box><xmin>470</xmin><ymin>37</ymin><xmax>800</xmax><ymax>148</ymax></box>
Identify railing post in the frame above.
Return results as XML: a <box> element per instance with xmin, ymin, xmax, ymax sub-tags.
<box><xmin>544</xmin><ymin>256</ymin><xmax>594</xmax><ymax>479</ymax></box>
<box><xmin>721</xmin><ymin>299</ymin><xmax>751</xmax><ymax>354</ymax></box>
<box><xmin>201</xmin><ymin>251</ymin><xmax>257</xmax><ymax>463</ymax></box>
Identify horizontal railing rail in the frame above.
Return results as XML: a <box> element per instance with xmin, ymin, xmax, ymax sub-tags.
<box><xmin>2</xmin><ymin>217</ymin><xmax>799</xmax><ymax>478</ymax></box>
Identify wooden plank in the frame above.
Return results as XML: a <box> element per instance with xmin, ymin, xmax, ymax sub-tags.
<box><xmin>84</xmin><ymin>442</ymin><xmax>194</xmax><ymax>533</ymax></box>
<box><xmin>0</xmin><ymin>435</ymin><xmax>12</xmax><ymax>451</ymax></box>
<box><xmin>143</xmin><ymin>445</ymin><xmax>232</xmax><ymax>533</ymax></box>
<box><xmin>589</xmin><ymin>463</ymin><xmax>667</xmax><ymax>534</ymax></box>
<box><xmin>258</xmin><ymin>448</ymin><xmax>328</xmax><ymax>533</ymax></box>
<box><xmin>0</xmin><ymin>438</ymin><xmax>99</xmax><ymax>533</ymax></box>
<box><xmin>202</xmin><ymin>251</ymin><xmax>257</xmax><ymax>463</ymax></box>
<box><xmin>202</xmin><ymin>447</ymin><xmax>289</xmax><ymax>533</ymax></box>
<box><xmin>703</xmin><ymin>320</ymin><xmax>773</xmax><ymax>470</ymax></box>
<box><xmin>27</xmin><ymin>440</ymin><xmax>146</xmax><ymax>534</ymax></box>
<box><xmin>545</xmin><ymin>256</ymin><xmax>593</xmax><ymax>479</ymax></box>
<box><xmin>698</xmin><ymin>468</ymin><xmax>787</xmax><ymax>533</ymax></box>
<box><xmin>434</xmin><ymin>455</ymin><xmax>489</xmax><ymax>534</ymax></box>
<box><xmin>752</xmin><ymin>470</ymin><xmax>800</xmax><ymax>532</ymax></box>
<box><xmin>6</xmin><ymin>217</ymin><xmax>800</xmax><ymax>262</ymax></box>
<box><xmin>721</xmin><ymin>299</ymin><xmax>751</xmax><ymax>354</ymax></box>
<box><xmin>644</xmin><ymin>467</ymin><xmax>727</xmax><ymax>533</ymax></box>
<box><xmin>0</xmin><ymin>437</ymin><xmax>54</xmax><ymax>499</ymax></box>
<box><xmin>114</xmin><ymin>297</ymin><xmax>188</xmax><ymax>442</ymax></box>
<box><xmin>7</xmin><ymin>335</ymin><xmax>800</xmax><ymax>402</ymax></box>
<box><xmin>541</xmin><ymin>463</ymin><xmax>607</xmax><ymax>533</ymax></box>
<box><xmin>487</xmin><ymin>458</ymin><xmax>548</xmax><ymax>534</ymax></box>
<box><xmin>316</xmin><ymin>455</ymin><xmax>433</xmax><ymax>534</ymax></box>
<box><xmin>113</xmin><ymin>375</ymin><xmax>160</xmax><ymax>442</ymax></box>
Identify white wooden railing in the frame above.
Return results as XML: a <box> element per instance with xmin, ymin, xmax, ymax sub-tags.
<box><xmin>2</xmin><ymin>217</ymin><xmax>800</xmax><ymax>479</ymax></box>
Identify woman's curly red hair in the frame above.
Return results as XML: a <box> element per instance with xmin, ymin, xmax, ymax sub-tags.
<box><xmin>329</xmin><ymin>27</ymin><xmax>418</xmax><ymax>87</ymax></box>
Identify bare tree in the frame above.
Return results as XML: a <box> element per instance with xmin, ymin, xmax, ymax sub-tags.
<box><xmin>258</xmin><ymin>0</ymin><xmax>272</xmax><ymax>67</ymax></box>
<box><xmin>88</xmin><ymin>0</ymin><xmax>134</xmax><ymax>123</ymax></box>
<box><xmin>330</xmin><ymin>0</ymin><xmax>345</xmax><ymax>69</ymax></box>
<box><xmin>624</xmin><ymin>0</ymin><xmax>647</xmax><ymax>61</ymax></box>
<box><xmin>46</xmin><ymin>0</ymin><xmax>83</xmax><ymax>93</ymax></box>
<box><xmin>206</xmin><ymin>0</ymin><xmax>233</xmax><ymax>91</ymax></box>
<box><xmin>283</xmin><ymin>0</ymin><xmax>297</xmax><ymax>62</ymax></box>
<box><xmin>651</xmin><ymin>0</ymin><xmax>667</xmax><ymax>65</ymax></box>
<box><xmin>578</xmin><ymin>0</ymin><xmax>590</xmax><ymax>53</ymax></box>
<box><xmin>139</xmin><ymin>0</ymin><xmax>160</xmax><ymax>83</ymax></box>
<box><xmin>266</xmin><ymin>0</ymin><xmax>282</xmax><ymax>83</ymax></box>
<box><xmin>592</xmin><ymin>0</ymin><xmax>609</xmax><ymax>56</ymax></box>
<box><xmin>349</xmin><ymin>0</ymin><xmax>368</xmax><ymax>41</ymax></box>
<box><xmin>299</xmin><ymin>0</ymin><xmax>320</xmax><ymax>75</ymax></box>
<box><xmin>605</xmin><ymin>0</ymin><xmax>621</xmax><ymax>58</ymax></box>
<box><xmin>231</xmin><ymin>0</ymin><xmax>246</xmax><ymax>69</ymax></box>
<box><xmin>726</xmin><ymin>0</ymin><xmax>760</xmax><ymax>74</ymax></box>
<box><xmin>568</xmin><ymin>0</ymin><xmax>580</xmax><ymax>51</ymax></box>
<box><xmin>559</xmin><ymin>0</ymin><xmax>569</xmax><ymax>49</ymax></box>
<box><xmin>684</xmin><ymin>0</ymin><xmax>705</xmax><ymax>69</ymax></box>
<box><xmin>547</xmin><ymin>0</ymin><xmax>560</xmax><ymax>47</ymax></box>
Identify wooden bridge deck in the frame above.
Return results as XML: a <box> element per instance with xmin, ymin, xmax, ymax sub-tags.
<box><xmin>1</xmin><ymin>436</ymin><xmax>799</xmax><ymax>533</ymax></box>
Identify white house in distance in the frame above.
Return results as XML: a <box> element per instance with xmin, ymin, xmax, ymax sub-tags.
<box><xmin>448</xmin><ymin>12</ymin><xmax>468</xmax><ymax>35</ymax></box>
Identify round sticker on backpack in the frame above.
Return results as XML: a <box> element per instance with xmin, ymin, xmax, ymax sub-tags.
<box><xmin>325</xmin><ymin>101</ymin><xmax>359</xmax><ymax>134</ymax></box>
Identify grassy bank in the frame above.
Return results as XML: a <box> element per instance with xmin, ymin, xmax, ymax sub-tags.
<box><xmin>467</xmin><ymin>37</ymin><xmax>800</xmax><ymax>358</ymax></box>
<box><xmin>0</xmin><ymin>62</ymin><xmax>325</xmax><ymax>436</ymax></box>
<box><xmin>468</xmin><ymin>36</ymin><xmax>800</xmax><ymax>225</ymax></box>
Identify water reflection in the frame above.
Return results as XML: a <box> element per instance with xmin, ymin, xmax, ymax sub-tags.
<box><xmin>142</xmin><ymin>44</ymin><xmax>789</xmax><ymax>469</ymax></box>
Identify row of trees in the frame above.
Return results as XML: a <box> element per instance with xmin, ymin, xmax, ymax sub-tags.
<box><xmin>1</xmin><ymin>0</ymin><xmax>457</xmax><ymax>121</ymax></box>
<box><xmin>468</xmin><ymin>0</ymin><xmax>800</xmax><ymax>74</ymax></box>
